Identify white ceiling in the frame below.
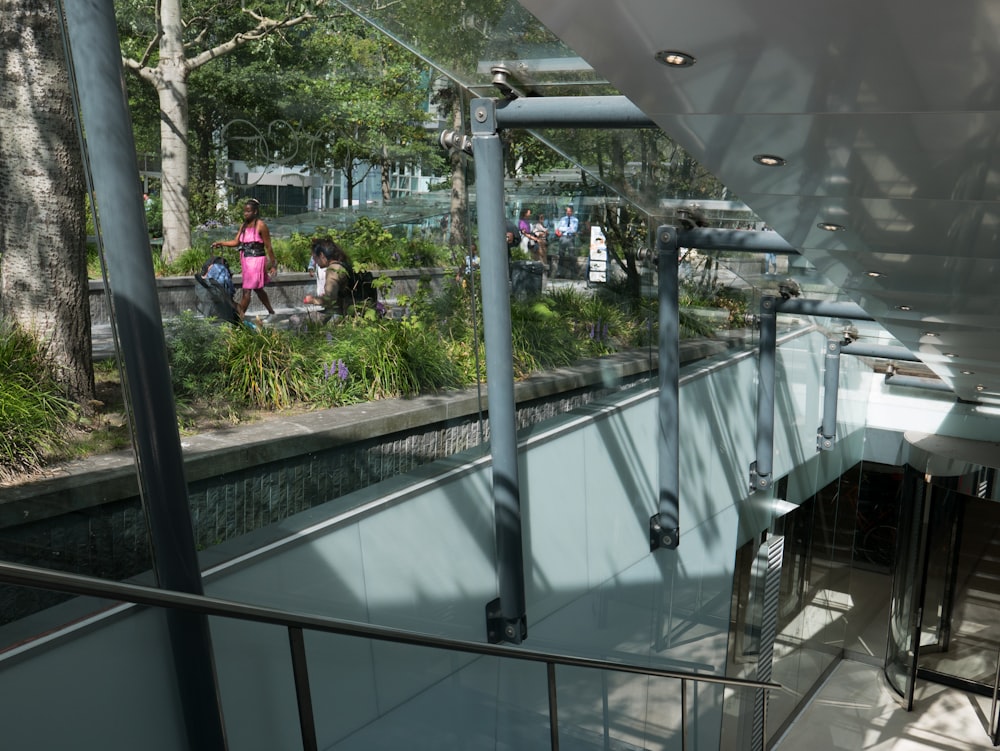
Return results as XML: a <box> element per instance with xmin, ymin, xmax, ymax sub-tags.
<box><xmin>519</xmin><ymin>0</ymin><xmax>1000</xmax><ymax>404</ymax></box>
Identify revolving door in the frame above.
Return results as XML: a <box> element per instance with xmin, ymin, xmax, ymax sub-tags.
<box><xmin>885</xmin><ymin>433</ymin><xmax>1000</xmax><ymax>744</ymax></box>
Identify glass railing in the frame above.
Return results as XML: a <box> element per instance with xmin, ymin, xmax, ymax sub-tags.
<box><xmin>0</xmin><ymin>560</ymin><xmax>780</xmax><ymax>751</ymax></box>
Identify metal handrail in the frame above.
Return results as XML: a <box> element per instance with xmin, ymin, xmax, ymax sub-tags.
<box><xmin>0</xmin><ymin>560</ymin><xmax>782</xmax><ymax>750</ymax></box>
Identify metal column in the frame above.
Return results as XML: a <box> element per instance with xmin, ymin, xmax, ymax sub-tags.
<box><xmin>750</xmin><ymin>296</ymin><xmax>778</xmax><ymax>492</ymax></box>
<box><xmin>818</xmin><ymin>340</ymin><xmax>841</xmax><ymax>451</ymax></box>
<box><xmin>774</xmin><ymin>298</ymin><xmax>875</xmax><ymax>320</ymax></box>
<box><xmin>650</xmin><ymin>227</ymin><xmax>680</xmax><ymax>551</ymax></box>
<box><xmin>471</xmin><ymin>98</ymin><xmax>527</xmax><ymax>644</ymax></box>
<box><xmin>60</xmin><ymin>2</ymin><xmax>228</xmax><ymax>748</ymax></box>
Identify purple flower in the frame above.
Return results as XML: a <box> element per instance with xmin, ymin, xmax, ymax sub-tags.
<box><xmin>324</xmin><ymin>358</ymin><xmax>350</xmax><ymax>383</ymax></box>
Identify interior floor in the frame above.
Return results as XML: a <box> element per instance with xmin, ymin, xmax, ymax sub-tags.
<box><xmin>775</xmin><ymin>660</ymin><xmax>998</xmax><ymax>750</ymax></box>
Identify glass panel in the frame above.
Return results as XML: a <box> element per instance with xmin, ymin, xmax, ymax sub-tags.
<box><xmin>844</xmin><ymin>462</ymin><xmax>901</xmax><ymax>663</ymax></box>
<box><xmin>918</xmin><ymin>487</ymin><xmax>961</xmax><ymax>653</ymax></box>
<box><xmin>884</xmin><ymin>466</ymin><xmax>926</xmax><ymax>707</ymax></box>
<box><xmin>920</xmin><ymin>493</ymin><xmax>1000</xmax><ymax>688</ymax></box>
<box><xmin>0</xmin><ymin>3</ymin><xmax>152</xmax><ymax>647</ymax></box>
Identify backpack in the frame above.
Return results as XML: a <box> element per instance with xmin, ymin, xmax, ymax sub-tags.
<box><xmin>194</xmin><ymin>256</ymin><xmax>240</xmax><ymax>325</ymax></box>
<box><xmin>201</xmin><ymin>256</ymin><xmax>236</xmax><ymax>297</ymax></box>
<box><xmin>339</xmin><ymin>268</ymin><xmax>380</xmax><ymax>315</ymax></box>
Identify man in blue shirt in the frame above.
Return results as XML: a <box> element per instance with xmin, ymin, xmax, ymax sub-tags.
<box><xmin>553</xmin><ymin>205</ymin><xmax>579</xmax><ymax>278</ymax></box>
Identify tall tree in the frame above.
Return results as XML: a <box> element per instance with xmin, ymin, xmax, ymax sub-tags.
<box><xmin>117</xmin><ymin>0</ymin><xmax>322</xmax><ymax>261</ymax></box>
<box><xmin>0</xmin><ymin>0</ymin><xmax>93</xmax><ymax>403</ymax></box>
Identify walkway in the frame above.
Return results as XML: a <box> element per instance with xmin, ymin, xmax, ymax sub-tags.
<box><xmin>776</xmin><ymin>660</ymin><xmax>997</xmax><ymax>750</ymax></box>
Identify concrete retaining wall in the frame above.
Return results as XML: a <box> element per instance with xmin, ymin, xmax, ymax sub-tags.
<box><xmin>87</xmin><ymin>268</ymin><xmax>451</xmax><ymax>324</ymax></box>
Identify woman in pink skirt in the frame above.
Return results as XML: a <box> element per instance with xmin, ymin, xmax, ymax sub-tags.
<box><xmin>212</xmin><ymin>198</ymin><xmax>277</xmax><ymax>318</ymax></box>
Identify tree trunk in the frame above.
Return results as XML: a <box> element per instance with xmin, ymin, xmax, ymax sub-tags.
<box><xmin>0</xmin><ymin>0</ymin><xmax>94</xmax><ymax>404</ymax></box>
<box><xmin>157</xmin><ymin>0</ymin><xmax>191</xmax><ymax>262</ymax></box>
<box><xmin>448</xmin><ymin>91</ymin><xmax>467</xmax><ymax>249</ymax></box>
<box><xmin>381</xmin><ymin>145</ymin><xmax>391</xmax><ymax>201</ymax></box>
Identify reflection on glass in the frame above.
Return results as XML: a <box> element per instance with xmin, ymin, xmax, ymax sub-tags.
<box><xmin>885</xmin><ymin>466</ymin><xmax>925</xmax><ymax>707</ymax></box>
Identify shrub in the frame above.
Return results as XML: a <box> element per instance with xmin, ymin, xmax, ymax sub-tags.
<box><xmin>145</xmin><ymin>194</ymin><xmax>163</xmax><ymax>237</ymax></box>
<box><xmin>341</xmin><ymin>216</ymin><xmax>396</xmax><ymax>268</ymax></box>
<box><xmin>510</xmin><ymin>301</ymin><xmax>580</xmax><ymax>377</ymax></box>
<box><xmin>280</xmin><ymin>232</ymin><xmax>314</xmax><ymax>272</ymax></box>
<box><xmin>163</xmin><ymin>312</ymin><xmax>230</xmax><ymax>399</ymax></box>
<box><xmin>319</xmin><ymin>318</ymin><xmax>465</xmax><ymax>402</ymax></box>
<box><xmin>398</xmin><ymin>237</ymin><xmax>450</xmax><ymax>268</ymax></box>
<box><xmin>169</xmin><ymin>244</ymin><xmax>219</xmax><ymax>276</ymax></box>
<box><xmin>0</xmin><ymin>321</ymin><xmax>74</xmax><ymax>479</ymax></box>
<box><xmin>221</xmin><ymin>326</ymin><xmax>311</xmax><ymax>409</ymax></box>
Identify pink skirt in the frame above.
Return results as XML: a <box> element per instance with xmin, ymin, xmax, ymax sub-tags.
<box><xmin>241</xmin><ymin>253</ymin><xmax>268</xmax><ymax>289</ymax></box>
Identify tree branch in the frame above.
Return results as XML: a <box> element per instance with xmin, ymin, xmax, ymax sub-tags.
<box><xmin>185</xmin><ymin>10</ymin><xmax>318</xmax><ymax>72</ymax></box>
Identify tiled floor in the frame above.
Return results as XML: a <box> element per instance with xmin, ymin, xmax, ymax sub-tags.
<box><xmin>774</xmin><ymin>660</ymin><xmax>998</xmax><ymax>750</ymax></box>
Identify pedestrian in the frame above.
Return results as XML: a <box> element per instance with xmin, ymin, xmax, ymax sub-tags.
<box><xmin>304</xmin><ymin>237</ymin><xmax>354</xmax><ymax>317</ymax></box>
<box><xmin>553</xmin><ymin>205</ymin><xmax>579</xmax><ymax>277</ymax></box>
<box><xmin>531</xmin><ymin>213</ymin><xmax>549</xmax><ymax>262</ymax></box>
<box><xmin>212</xmin><ymin>198</ymin><xmax>277</xmax><ymax>318</ymax></box>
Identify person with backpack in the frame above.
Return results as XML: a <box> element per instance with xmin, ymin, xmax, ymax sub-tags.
<box><xmin>194</xmin><ymin>255</ymin><xmax>241</xmax><ymax>325</ymax></box>
<box><xmin>212</xmin><ymin>198</ymin><xmax>277</xmax><ymax>318</ymax></box>
<box><xmin>304</xmin><ymin>237</ymin><xmax>375</xmax><ymax>317</ymax></box>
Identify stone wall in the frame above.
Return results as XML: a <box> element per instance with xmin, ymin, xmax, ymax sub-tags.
<box><xmin>88</xmin><ymin>268</ymin><xmax>451</xmax><ymax>324</ymax></box>
<box><xmin>3</xmin><ymin>346</ymin><xmax>718</xmax><ymax>623</ymax></box>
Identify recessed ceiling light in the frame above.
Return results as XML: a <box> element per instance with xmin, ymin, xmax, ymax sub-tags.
<box><xmin>922</xmin><ymin>331</ymin><xmax>938</xmax><ymax>337</ymax></box>
<box><xmin>944</xmin><ymin>352</ymin><xmax>958</xmax><ymax>358</ymax></box>
<box><xmin>753</xmin><ymin>154</ymin><xmax>786</xmax><ymax>167</ymax></box>
<box><xmin>895</xmin><ymin>305</ymin><xmax>912</xmax><ymax>311</ymax></box>
<box><xmin>866</xmin><ymin>271</ymin><xmax>884</xmax><ymax>278</ymax></box>
<box><xmin>977</xmin><ymin>384</ymin><xmax>986</xmax><ymax>391</ymax></box>
<box><xmin>817</xmin><ymin>222</ymin><xmax>845</xmax><ymax>231</ymax></box>
<box><xmin>654</xmin><ymin>50</ymin><xmax>696</xmax><ymax>68</ymax></box>
<box><xmin>962</xmin><ymin>370</ymin><xmax>975</xmax><ymax>375</ymax></box>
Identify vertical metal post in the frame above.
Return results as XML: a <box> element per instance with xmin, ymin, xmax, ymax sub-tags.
<box><xmin>681</xmin><ymin>678</ymin><xmax>688</xmax><ymax>751</ymax></box>
<box><xmin>472</xmin><ymin>98</ymin><xmax>527</xmax><ymax>645</ymax></box>
<box><xmin>60</xmin><ymin>2</ymin><xmax>228</xmax><ymax>749</ymax></box>
<box><xmin>546</xmin><ymin>662</ymin><xmax>560</xmax><ymax>751</ymax></box>
<box><xmin>750</xmin><ymin>296</ymin><xmax>777</xmax><ymax>492</ymax></box>
<box><xmin>288</xmin><ymin>627</ymin><xmax>319</xmax><ymax>751</ymax></box>
<box><xmin>991</xmin><ymin>640</ymin><xmax>1000</xmax><ymax>742</ymax></box>
<box><xmin>650</xmin><ymin>226</ymin><xmax>680</xmax><ymax>550</ymax></box>
<box><xmin>818</xmin><ymin>340</ymin><xmax>841</xmax><ymax>451</ymax></box>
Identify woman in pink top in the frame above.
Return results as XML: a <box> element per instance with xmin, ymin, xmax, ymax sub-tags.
<box><xmin>212</xmin><ymin>199</ymin><xmax>277</xmax><ymax>317</ymax></box>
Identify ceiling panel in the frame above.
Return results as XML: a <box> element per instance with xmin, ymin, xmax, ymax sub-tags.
<box><xmin>520</xmin><ymin>0</ymin><xmax>1000</xmax><ymax>402</ymax></box>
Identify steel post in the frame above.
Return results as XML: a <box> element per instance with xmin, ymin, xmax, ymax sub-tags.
<box><xmin>676</xmin><ymin>228</ymin><xmax>798</xmax><ymax>255</ymax></box>
<box><xmin>841</xmin><ymin>342</ymin><xmax>921</xmax><ymax>362</ymax></box>
<box><xmin>818</xmin><ymin>340</ymin><xmax>841</xmax><ymax>451</ymax></box>
<box><xmin>650</xmin><ymin>227</ymin><xmax>680</xmax><ymax>550</ymax></box>
<box><xmin>774</xmin><ymin>298</ymin><xmax>875</xmax><ymax>321</ymax></box>
<box><xmin>60</xmin><ymin>2</ymin><xmax>228</xmax><ymax>748</ymax></box>
<box><xmin>471</xmin><ymin>99</ymin><xmax>527</xmax><ymax>644</ymax></box>
<box><xmin>751</xmin><ymin>297</ymin><xmax>777</xmax><ymax>492</ymax></box>
<box><xmin>494</xmin><ymin>95</ymin><xmax>653</xmax><ymax>129</ymax></box>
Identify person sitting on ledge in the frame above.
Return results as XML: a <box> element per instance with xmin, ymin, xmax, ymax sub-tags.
<box><xmin>304</xmin><ymin>237</ymin><xmax>354</xmax><ymax>318</ymax></box>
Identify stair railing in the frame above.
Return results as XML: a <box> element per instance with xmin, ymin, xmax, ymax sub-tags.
<box><xmin>0</xmin><ymin>560</ymin><xmax>782</xmax><ymax>751</ymax></box>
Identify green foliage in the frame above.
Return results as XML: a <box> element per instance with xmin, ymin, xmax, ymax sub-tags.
<box><xmin>341</xmin><ymin>216</ymin><xmax>396</xmax><ymax>267</ymax></box>
<box><xmin>0</xmin><ymin>321</ymin><xmax>75</xmax><ymax>479</ymax></box>
<box><xmin>283</xmin><ymin>232</ymin><xmax>315</xmax><ymax>272</ymax></box>
<box><xmin>170</xmin><ymin>244</ymin><xmax>221</xmax><ymax>276</ymax></box>
<box><xmin>398</xmin><ymin>237</ymin><xmax>450</xmax><ymax>268</ymax></box>
<box><xmin>221</xmin><ymin>326</ymin><xmax>311</xmax><ymax>410</ymax></box>
<box><xmin>145</xmin><ymin>194</ymin><xmax>163</xmax><ymax>237</ymax></box>
<box><xmin>510</xmin><ymin>301</ymin><xmax>581</xmax><ymax>378</ymax></box>
<box><xmin>713</xmin><ymin>286</ymin><xmax>752</xmax><ymax>328</ymax></box>
<box><xmin>163</xmin><ymin>312</ymin><xmax>229</xmax><ymax>399</ymax></box>
<box><xmin>319</xmin><ymin>319</ymin><xmax>465</xmax><ymax>402</ymax></box>
<box><xmin>543</xmin><ymin>287</ymin><xmax>640</xmax><ymax>356</ymax></box>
